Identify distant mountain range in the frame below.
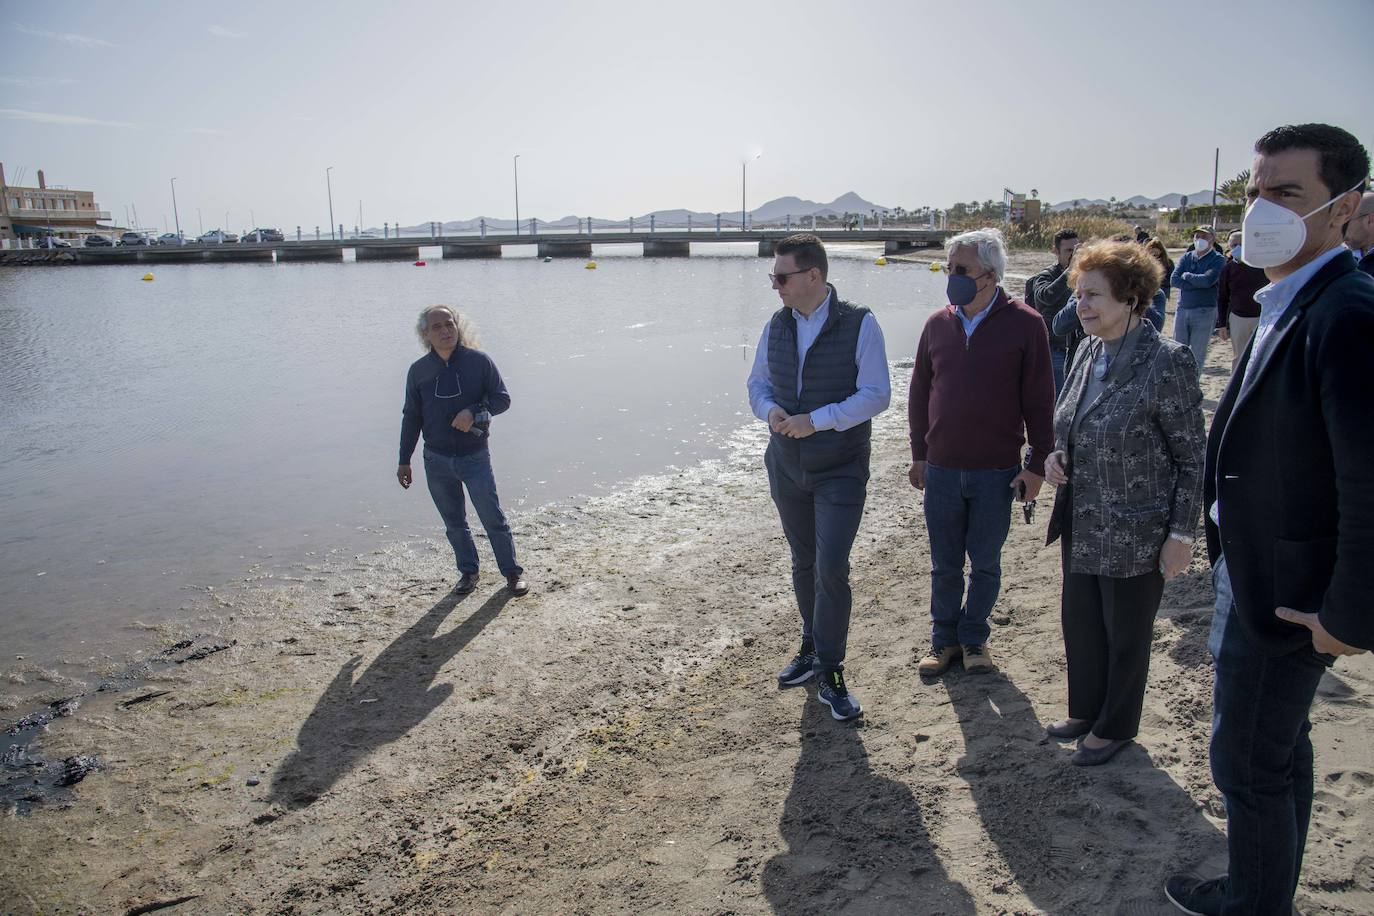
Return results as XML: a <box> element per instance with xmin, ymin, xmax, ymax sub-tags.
<box><xmin>1047</xmin><ymin>190</ymin><xmax>1216</xmax><ymax>212</ymax></box>
<box><xmin>386</xmin><ymin>189</ymin><xmax>1218</xmax><ymax>235</ymax></box>
<box><xmin>395</xmin><ymin>192</ymin><xmax>892</xmax><ymax>235</ymax></box>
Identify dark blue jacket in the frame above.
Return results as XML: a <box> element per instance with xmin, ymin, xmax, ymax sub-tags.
<box><xmin>1170</xmin><ymin>248</ymin><xmax>1226</xmax><ymax>310</ymax></box>
<box><xmin>399</xmin><ymin>347</ymin><xmax>511</xmax><ymax>462</ymax></box>
<box><xmin>1204</xmin><ymin>251</ymin><xmax>1374</xmax><ymax>653</ymax></box>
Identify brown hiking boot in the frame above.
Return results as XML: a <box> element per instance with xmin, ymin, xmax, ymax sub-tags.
<box><xmin>918</xmin><ymin>644</ymin><xmax>962</xmax><ymax>677</ymax></box>
<box><xmin>961</xmin><ymin>644</ymin><xmax>994</xmax><ymax>674</ymax></box>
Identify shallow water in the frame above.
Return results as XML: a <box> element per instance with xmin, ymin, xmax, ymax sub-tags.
<box><xmin>0</xmin><ymin>242</ymin><xmax>945</xmax><ymax>687</ymax></box>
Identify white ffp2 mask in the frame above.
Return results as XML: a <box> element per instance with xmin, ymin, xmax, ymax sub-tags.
<box><xmin>1241</xmin><ymin>181</ymin><xmax>1363</xmax><ymax>269</ymax></box>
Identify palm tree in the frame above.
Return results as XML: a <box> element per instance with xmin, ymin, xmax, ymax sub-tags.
<box><xmin>1219</xmin><ymin>169</ymin><xmax>1250</xmax><ymax>204</ymax></box>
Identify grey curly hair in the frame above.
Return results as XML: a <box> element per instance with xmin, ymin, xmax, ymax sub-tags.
<box><xmin>415</xmin><ymin>305</ymin><xmax>480</xmax><ymax>352</ymax></box>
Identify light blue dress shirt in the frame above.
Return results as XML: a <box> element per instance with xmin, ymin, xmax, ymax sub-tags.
<box><xmin>746</xmin><ymin>290</ymin><xmax>892</xmax><ymax>432</ymax></box>
<box><xmin>955</xmin><ymin>287</ymin><xmax>1000</xmax><ymax>337</ymax></box>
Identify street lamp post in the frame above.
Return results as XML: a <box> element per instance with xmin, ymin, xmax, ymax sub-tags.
<box><xmin>742</xmin><ymin>152</ymin><xmax>761</xmax><ymax>232</ymax></box>
<box><xmin>326</xmin><ymin>166</ymin><xmax>336</xmax><ymax>242</ymax></box>
<box><xmin>513</xmin><ymin>155</ymin><xmax>521</xmax><ymax>237</ymax></box>
<box><xmin>170</xmin><ymin>177</ymin><xmax>181</xmax><ymax>243</ymax></box>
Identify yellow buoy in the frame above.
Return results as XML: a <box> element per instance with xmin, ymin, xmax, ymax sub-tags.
<box><xmin>585</xmin><ymin>260</ymin><xmax>597</xmax><ymax>270</ymax></box>
<box><xmin>929</xmin><ymin>261</ymin><xmax>942</xmax><ymax>272</ymax></box>
<box><xmin>874</xmin><ymin>256</ymin><xmax>888</xmax><ymax>266</ymax></box>
<box><xmin>142</xmin><ymin>272</ymin><xmax>154</xmax><ymax>281</ymax></box>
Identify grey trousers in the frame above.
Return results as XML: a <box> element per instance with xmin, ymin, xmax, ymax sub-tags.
<box><xmin>766</xmin><ymin>444</ymin><xmax>867</xmax><ymax>676</ymax></box>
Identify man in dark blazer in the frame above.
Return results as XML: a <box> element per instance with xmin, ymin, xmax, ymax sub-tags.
<box><xmin>1343</xmin><ymin>190</ymin><xmax>1374</xmax><ymax>277</ymax></box>
<box><xmin>1166</xmin><ymin>124</ymin><xmax>1374</xmax><ymax>915</ymax></box>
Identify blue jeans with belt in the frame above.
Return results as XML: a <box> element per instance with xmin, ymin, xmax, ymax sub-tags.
<box><xmin>923</xmin><ymin>463</ymin><xmax>1017</xmax><ymax>649</ymax></box>
<box><xmin>423</xmin><ymin>447</ymin><xmax>522</xmax><ymax>578</ymax></box>
<box><xmin>1208</xmin><ymin>558</ymin><xmax>1333</xmax><ymax>914</ymax></box>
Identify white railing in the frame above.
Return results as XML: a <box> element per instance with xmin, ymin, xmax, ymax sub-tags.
<box><xmin>8</xmin><ymin>208</ymin><xmax>110</xmax><ymax>221</ymax></box>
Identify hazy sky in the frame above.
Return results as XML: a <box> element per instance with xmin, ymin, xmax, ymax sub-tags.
<box><xmin>3</xmin><ymin>0</ymin><xmax>1371</xmax><ymax>231</ymax></box>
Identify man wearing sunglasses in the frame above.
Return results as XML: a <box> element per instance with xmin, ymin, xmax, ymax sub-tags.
<box><xmin>746</xmin><ymin>234</ymin><xmax>891</xmax><ymax>721</ymax></box>
<box><xmin>910</xmin><ymin>228</ymin><xmax>1055</xmax><ymax>679</ymax></box>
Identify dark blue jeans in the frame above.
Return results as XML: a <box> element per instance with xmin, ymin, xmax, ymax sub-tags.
<box><xmin>1050</xmin><ymin>346</ymin><xmax>1066</xmax><ymax>397</ymax></box>
<box><xmin>923</xmin><ymin>463</ymin><xmax>1017</xmax><ymax>649</ymax></box>
<box><xmin>423</xmin><ymin>447</ymin><xmax>522</xmax><ymax>578</ymax></box>
<box><xmin>1209</xmin><ymin>558</ymin><xmax>1333</xmax><ymax>914</ymax></box>
<box><xmin>766</xmin><ymin>447</ymin><xmax>867</xmax><ymax>677</ymax></box>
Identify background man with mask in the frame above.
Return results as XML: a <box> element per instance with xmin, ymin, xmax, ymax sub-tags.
<box><xmin>1026</xmin><ymin>228</ymin><xmax>1080</xmax><ymax>394</ymax></box>
<box><xmin>909</xmin><ymin>228</ymin><xmax>1054</xmax><ymax>679</ymax></box>
<box><xmin>1169</xmin><ymin>225</ymin><xmax>1226</xmax><ymax>370</ymax></box>
<box><xmin>1343</xmin><ymin>190</ymin><xmax>1374</xmax><ymax>276</ymax></box>
<box><xmin>1166</xmin><ymin>123</ymin><xmax>1374</xmax><ymax>916</ymax></box>
<box><xmin>747</xmin><ymin>233</ymin><xmax>891</xmax><ymax>721</ymax></box>
<box><xmin>1215</xmin><ymin>230</ymin><xmax>1267</xmax><ymax>372</ymax></box>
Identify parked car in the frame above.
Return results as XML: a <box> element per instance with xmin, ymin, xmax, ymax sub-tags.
<box><xmin>84</xmin><ymin>234</ymin><xmax>113</xmax><ymax>247</ymax></box>
<box><xmin>196</xmin><ymin>229</ymin><xmax>238</xmax><ymax>244</ymax></box>
<box><xmin>242</xmin><ymin>228</ymin><xmax>284</xmax><ymax>243</ymax></box>
<box><xmin>118</xmin><ymin>232</ymin><xmax>149</xmax><ymax>247</ymax></box>
<box><xmin>155</xmin><ymin>232</ymin><xmax>187</xmax><ymax>246</ymax></box>
<box><xmin>39</xmin><ymin>234</ymin><xmax>72</xmax><ymax>248</ymax></box>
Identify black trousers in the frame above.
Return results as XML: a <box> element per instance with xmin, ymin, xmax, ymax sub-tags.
<box><xmin>1059</xmin><ymin>509</ymin><xmax>1165</xmax><ymax>740</ymax></box>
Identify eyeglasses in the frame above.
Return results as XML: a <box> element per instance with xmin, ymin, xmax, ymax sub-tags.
<box><xmin>769</xmin><ymin>268</ymin><xmax>813</xmax><ymax>286</ymax></box>
<box><xmin>434</xmin><ymin>368</ymin><xmax>463</xmax><ymax>399</ymax></box>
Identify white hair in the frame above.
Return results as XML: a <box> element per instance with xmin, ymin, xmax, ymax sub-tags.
<box><xmin>1228</xmin><ymin>230</ymin><xmax>1243</xmax><ymax>245</ymax></box>
<box><xmin>946</xmin><ymin>227</ymin><xmax>1008</xmax><ymax>281</ymax></box>
<box><xmin>415</xmin><ymin>305</ymin><xmax>480</xmax><ymax>352</ymax></box>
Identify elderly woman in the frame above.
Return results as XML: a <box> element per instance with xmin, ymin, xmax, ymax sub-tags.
<box><xmin>1042</xmin><ymin>240</ymin><xmax>1206</xmax><ymax>766</ymax></box>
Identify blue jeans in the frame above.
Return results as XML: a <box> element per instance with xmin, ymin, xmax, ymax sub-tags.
<box><xmin>423</xmin><ymin>447</ymin><xmax>522</xmax><ymax>578</ymax></box>
<box><xmin>1209</xmin><ymin>559</ymin><xmax>1333</xmax><ymax>914</ymax></box>
<box><xmin>1050</xmin><ymin>346</ymin><xmax>1066</xmax><ymax>397</ymax></box>
<box><xmin>1172</xmin><ymin>306</ymin><xmax>1216</xmax><ymax>371</ymax></box>
<box><xmin>766</xmin><ymin>447</ymin><xmax>867</xmax><ymax>676</ymax></box>
<box><xmin>923</xmin><ymin>464</ymin><xmax>1017</xmax><ymax>649</ymax></box>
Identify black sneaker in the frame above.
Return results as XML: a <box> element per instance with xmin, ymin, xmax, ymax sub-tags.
<box><xmin>455</xmin><ymin>572</ymin><xmax>479</xmax><ymax>594</ymax></box>
<box><xmin>817</xmin><ymin>669</ymin><xmax>862</xmax><ymax>721</ymax></box>
<box><xmin>1164</xmin><ymin>874</ymin><xmax>1227</xmax><ymax>915</ymax></box>
<box><xmin>777</xmin><ymin>648</ymin><xmax>816</xmax><ymax>686</ymax></box>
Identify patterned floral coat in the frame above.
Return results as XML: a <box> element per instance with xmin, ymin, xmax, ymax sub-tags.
<box><xmin>1046</xmin><ymin>321</ymin><xmax>1206</xmax><ymax>577</ymax></box>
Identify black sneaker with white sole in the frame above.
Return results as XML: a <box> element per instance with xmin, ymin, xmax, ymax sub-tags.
<box><xmin>777</xmin><ymin>648</ymin><xmax>817</xmax><ymax>685</ymax></box>
<box><xmin>817</xmin><ymin>669</ymin><xmax>862</xmax><ymax>721</ymax></box>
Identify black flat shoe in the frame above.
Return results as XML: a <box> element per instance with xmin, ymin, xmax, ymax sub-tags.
<box><xmin>455</xmin><ymin>572</ymin><xmax>479</xmax><ymax>594</ymax></box>
<box><xmin>1071</xmin><ymin>738</ymin><xmax>1132</xmax><ymax>767</ymax></box>
<box><xmin>1047</xmin><ymin>718</ymin><xmax>1093</xmax><ymax>740</ymax></box>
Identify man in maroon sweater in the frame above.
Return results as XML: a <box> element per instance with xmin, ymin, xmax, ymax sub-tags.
<box><xmin>1216</xmin><ymin>230</ymin><xmax>1267</xmax><ymax>372</ymax></box>
<box><xmin>909</xmin><ymin>228</ymin><xmax>1056</xmax><ymax>677</ymax></box>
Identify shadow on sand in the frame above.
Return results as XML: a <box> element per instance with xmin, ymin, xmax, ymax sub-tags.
<box><xmin>944</xmin><ymin>668</ymin><xmax>1226</xmax><ymax>912</ymax></box>
<box><xmin>761</xmin><ymin>689</ymin><xmax>976</xmax><ymax>915</ymax></box>
<box><xmin>269</xmin><ymin>588</ymin><xmax>512</xmax><ymax>808</ymax></box>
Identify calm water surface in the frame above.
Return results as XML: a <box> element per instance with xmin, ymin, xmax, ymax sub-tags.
<box><xmin>0</xmin><ymin>243</ymin><xmax>946</xmax><ymax>679</ymax></box>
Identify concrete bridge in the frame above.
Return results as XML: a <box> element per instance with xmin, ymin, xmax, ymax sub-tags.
<box><xmin>2</xmin><ymin>228</ymin><xmax>947</xmax><ymax>266</ymax></box>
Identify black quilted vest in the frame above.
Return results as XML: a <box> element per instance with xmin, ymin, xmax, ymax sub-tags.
<box><xmin>766</xmin><ymin>287</ymin><xmax>871</xmax><ymax>475</ymax></box>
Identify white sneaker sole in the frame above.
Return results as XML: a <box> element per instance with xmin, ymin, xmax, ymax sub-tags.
<box><xmin>818</xmin><ymin>691</ymin><xmax>862</xmax><ymax>721</ymax></box>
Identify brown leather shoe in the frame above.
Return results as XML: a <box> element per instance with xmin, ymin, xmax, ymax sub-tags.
<box><xmin>918</xmin><ymin>644</ymin><xmax>962</xmax><ymax>677</ymax></box>
<box><xmin>961</xmin><ymin>644</ymin><xmax>994</xmax><ymax>674</ymax></box>
<box><xmin>455</xmin><ymin>572</ymin><xmax>479</xmax><ymax>594</ymax></box>
<box><xmin>505</xmin><ymin>573</ymin><xmax>529</xmax><ymax>596</ymax></box>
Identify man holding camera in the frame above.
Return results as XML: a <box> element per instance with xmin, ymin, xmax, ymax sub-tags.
<box><xmin>398</xmin><ymin>305</ymin><xmax>528</xmax><ymax>596</ymax></box>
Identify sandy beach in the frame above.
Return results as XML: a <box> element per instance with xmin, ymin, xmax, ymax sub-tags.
<box><xmin>4</xmin><ymin>316</ymin><xmax>1372</xmax><ymax>915</ymax></box>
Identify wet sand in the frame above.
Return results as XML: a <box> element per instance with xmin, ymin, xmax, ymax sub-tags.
<box><xmin>3</xmin><ymin>335</ymin><xmax>1372</xmax><ymax>915</ymax></box>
